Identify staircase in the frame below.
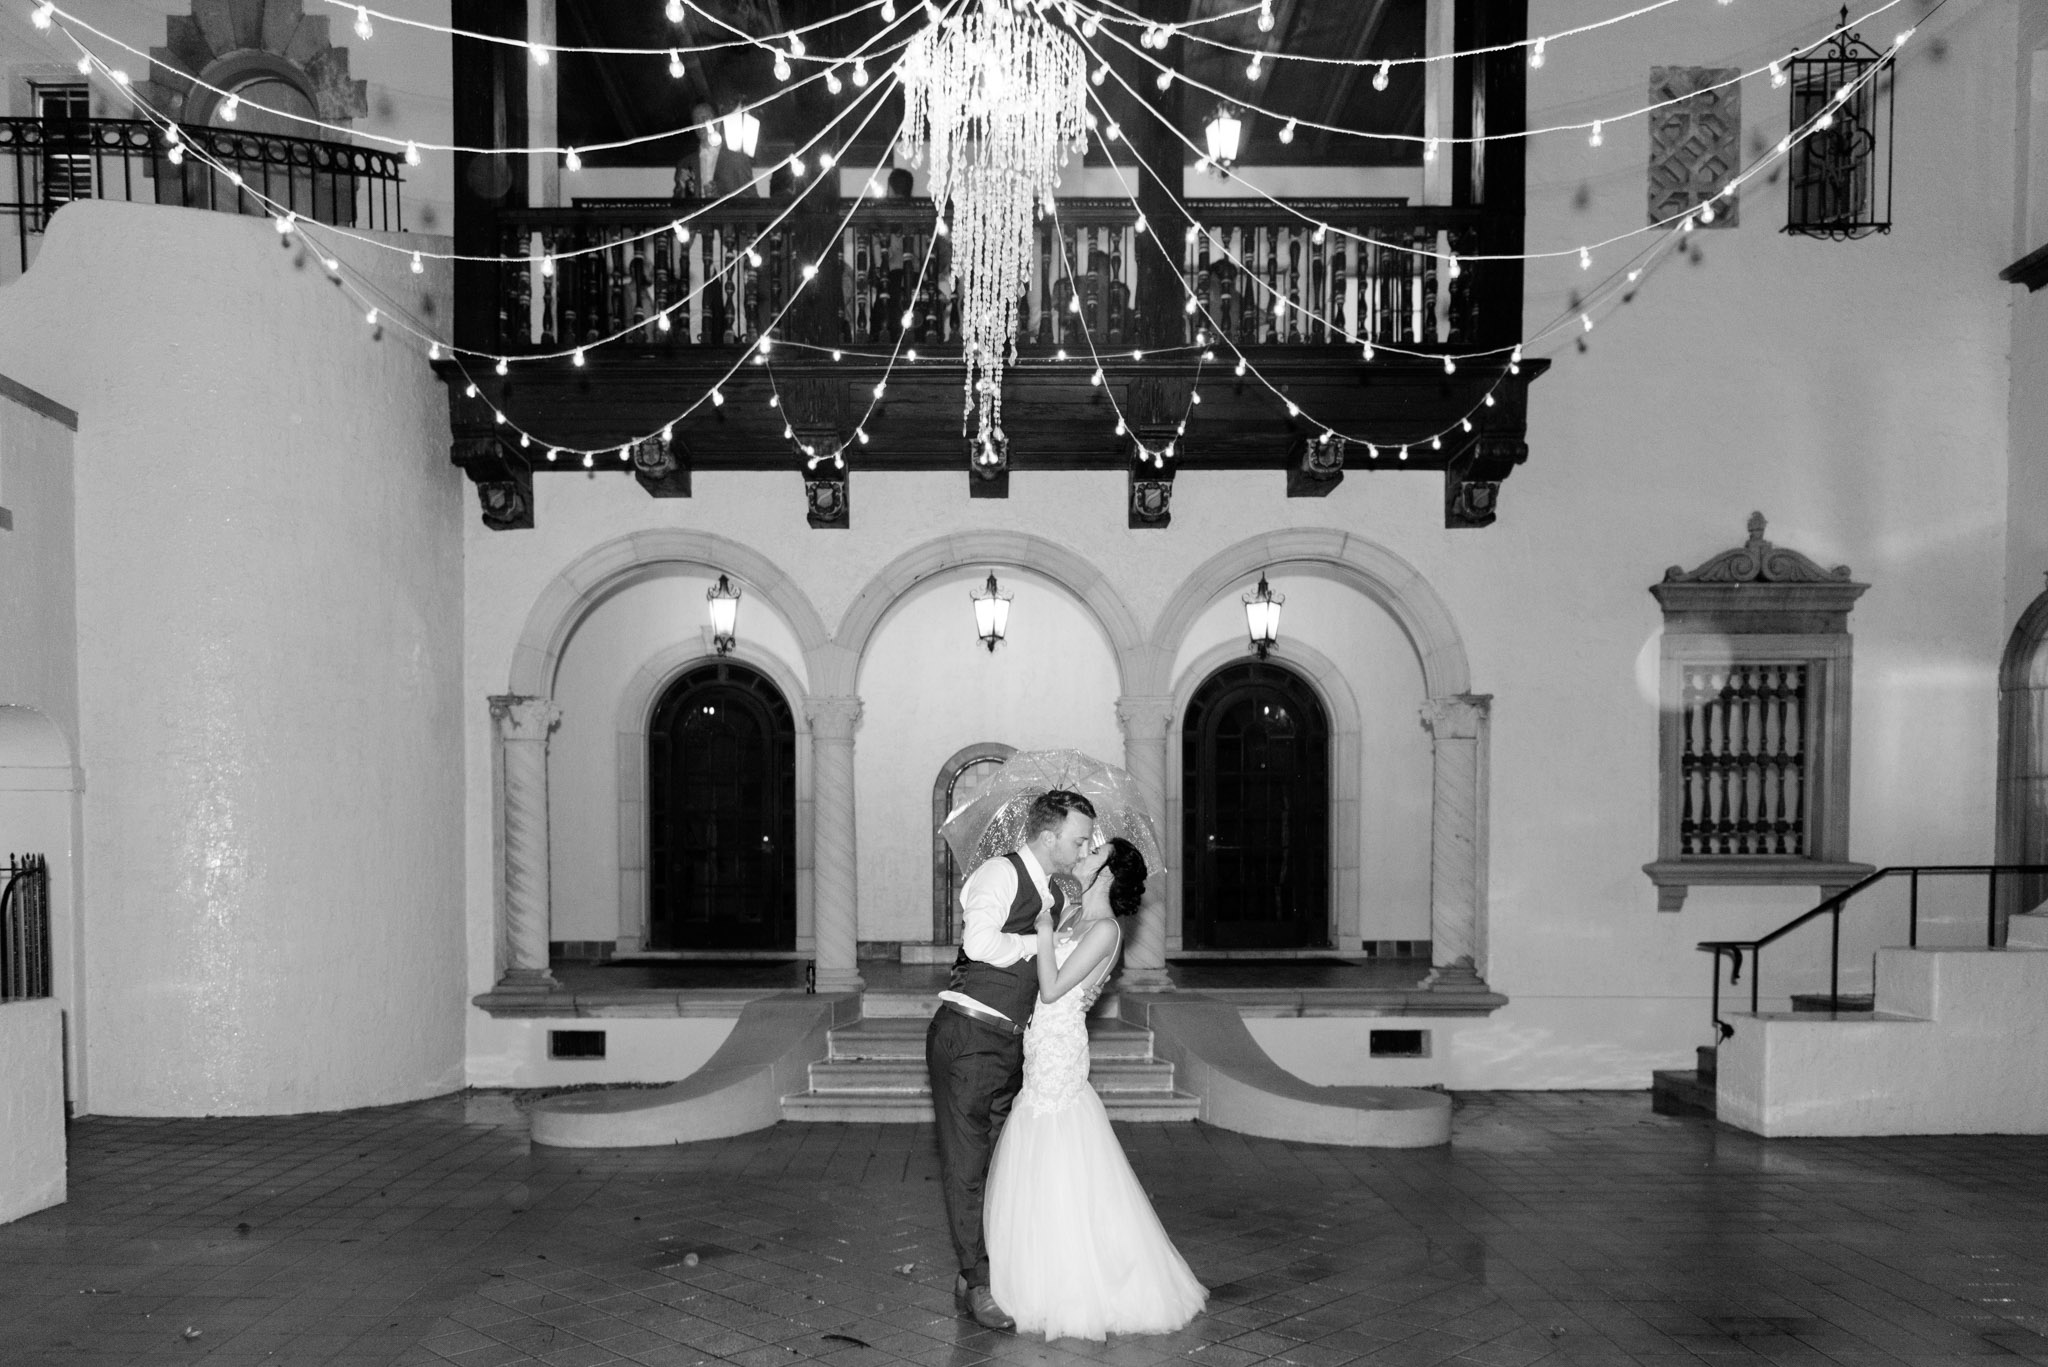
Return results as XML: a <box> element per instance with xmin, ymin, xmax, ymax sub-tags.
<box><xmin>781</xmin><ymin>1008</ymin><xmax>1201</xmax><ymax>1122</ymax></box>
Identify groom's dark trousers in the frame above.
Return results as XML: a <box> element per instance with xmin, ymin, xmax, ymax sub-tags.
<box><xmin>926</xmin><ymin>852</ymin><xmax>1060</xmax><ymax>1290</ymax></box>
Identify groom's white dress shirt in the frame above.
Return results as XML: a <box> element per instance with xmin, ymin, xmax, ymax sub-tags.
<box><xmin>936</xmin><ymin>844</ymin><xmax>1050</xmax><ymax>1021</ymax></box>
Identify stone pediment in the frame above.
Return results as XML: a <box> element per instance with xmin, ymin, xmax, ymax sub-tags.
<box><xmin>1650</xmin><ymin>513</ymin><xmax>1868</xmax><ymax>632</ymax></box>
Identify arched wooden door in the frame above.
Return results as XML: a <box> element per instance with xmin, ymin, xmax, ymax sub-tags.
<box><xmin>648</xmin><ymin>661</ymin><xmax>796</xmax><ymax>950</ymax></box>
<box><xmin>1183</xmin><ymin>661</ymin><xmax>1331</xmax><ymax>949</ymax></box>
<box><xmin>931</xmin><ymin>743</ymin><xmax>1016</xmax><ymax>944</ymax></box>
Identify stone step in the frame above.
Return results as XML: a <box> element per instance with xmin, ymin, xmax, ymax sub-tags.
<box><xmin>807</xmin><ymin>1058</ymin><xmax>1179</xmax><ymax>1097</ymax></box>
<box><xmin>825</xmin><ymin>1017</ymin><xmax>1156</xmax><ymax>1061</ymax></box>
<box><xmin>860</xmin><ymin>990</ymin><xmax>941</xmax><ymax>1018</ymax></box>
<box><xmin>1650</xmin><ymin>1068</ymin><xmax>1716</xmax><ymax>1120</ymax></box>
<box><xmin>780</xmin><ymin>1091</ymin><xmax>1203</xmax><ymax>1124</ymax></box>
<box><xmin>1789</xmin><ymin>991</ymin><xmax>1875</xmax><ymax>1013</ymax></box>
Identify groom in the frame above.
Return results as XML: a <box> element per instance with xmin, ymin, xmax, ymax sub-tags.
<box><xmin>927</xmin><ymin>788</ymin><xmax>1097</xmax><ymax>1331</ymax></box>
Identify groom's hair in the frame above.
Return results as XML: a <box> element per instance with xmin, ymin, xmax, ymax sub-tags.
<box><xmin>1024</xmin><ymin>789</ymin><xmax>1097</xmax><ymax>840</ymax></box>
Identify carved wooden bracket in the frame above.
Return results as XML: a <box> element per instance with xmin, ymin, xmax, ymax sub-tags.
<box><xmin>452</xmin><ymin>436</ymin><xmax>532</xmax><ymax>531</ymax></box>
<box><xmin>804</xmin><ymin>471</ymin><xmax>849</xmax><ymax>529</ymax></box>
<box><xmin>968</xmin><ymin>433</ymin><xmax>1009</xmax><ymax>499</ymax></box>
<box><xmin>632</xmin><ymin>432</ymin><xmax>691</xmax><ymax>498</ymax></box>
<box><xmin>1287</xmin><ymin>433</ymin><xmax>1346</xmax><ymax>498</ymax></box>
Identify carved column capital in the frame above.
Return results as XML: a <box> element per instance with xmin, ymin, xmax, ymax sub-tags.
<box><xmin>1420</xmin><ymin>693</ymin><xmax>1491</xmax><ymax>742</ymax></box>
<box><xmin>1114</xmin><ymin>695</ymin><xmax>1176</xmax><ymax>740</ymax></box>
<box><xmin>804</xmin><ymin>695</ymin><xmax>864</xmax><ymax>739</ymax></box>
<box><xmin>490</xmin><ymin>694</ymin><xmax>562</xmax><ymax>743</ymax></box>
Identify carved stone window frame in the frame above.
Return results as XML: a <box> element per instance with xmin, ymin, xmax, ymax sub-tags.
<box><xmin>1644</xmin><ymin>514</ymin><xmax>1873</xmax><ymax>911</ymax></box>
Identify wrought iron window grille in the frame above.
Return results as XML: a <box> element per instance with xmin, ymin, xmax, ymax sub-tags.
<box><xmin>2</xmin><ymin>853</ymin><xmax>51</xmax><ymax>1002</ymax></box>
<box><xmin>1785</xmin><ymin>8</ymin><xmax>1895</xmax><ymax>240</ymax></box>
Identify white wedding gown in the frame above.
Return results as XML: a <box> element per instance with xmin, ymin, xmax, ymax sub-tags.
<box><xmin>983</xmin><ymin>924</ymin><xmax>1207</xmax><ymax>1340</ymax></box>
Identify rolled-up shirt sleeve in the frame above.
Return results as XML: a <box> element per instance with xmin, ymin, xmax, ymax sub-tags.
<box><xmin>959</xmin><ymin>857</ymin><xmax>1037</xmax><ymax>966</ymax></box>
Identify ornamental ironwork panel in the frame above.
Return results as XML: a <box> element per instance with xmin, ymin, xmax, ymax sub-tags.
<box><xmin>1679</xmin><ymin>664</ymin><xmax>1808</xmax><ymax>857</ymax></box>
<box><xmin>1785</xmin><ymin>9</ymin><xmax>1894</xmax><ymax>239</ymax></box>
<box><xmin>1647</xmin><ymin>67</ymin><xmax>1741</xmax><ymax>227</ymax></box>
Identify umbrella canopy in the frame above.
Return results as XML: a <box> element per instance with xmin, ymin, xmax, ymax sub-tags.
<box><xmin>939</xmin><ymin>748</ymin><xmax>1166</xmax><ymax>878</ymax></box>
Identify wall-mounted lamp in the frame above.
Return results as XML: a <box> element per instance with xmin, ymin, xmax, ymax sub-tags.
<box><xmin>1242</xmin><ymin>570</ymin><xmax>1283</xmax><ymax>659</ymax></box>
<box><xmin>721</xmin><ymin>106</ymin><xmax>762</xmax><ymax>158</ymax></box>
<box><xmin>1204</xmin><ymin>104</ymin><xmax>1245</xmax><ymax>170</ymax></box>
<box><xmin>707</xmin><ymin>573</ymin><xmax>741</xmax><ymax>654</ymax></box>
<box><xmin>970</xmin><ymin>570</ymin><xmax>1012</xmax><ymax>652</ymax></box>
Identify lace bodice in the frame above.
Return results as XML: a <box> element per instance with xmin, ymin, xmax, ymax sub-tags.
<box><xmin>1015</xmin><ymin>920</ymin><xmax>1120</xmax><ymax>1117</ymax></box>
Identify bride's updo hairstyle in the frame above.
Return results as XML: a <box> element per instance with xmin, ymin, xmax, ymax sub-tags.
<box><xmin>1104</xmin><ymin>837</ymin><xmax>1146</xmax><ymax>918</ymax></box>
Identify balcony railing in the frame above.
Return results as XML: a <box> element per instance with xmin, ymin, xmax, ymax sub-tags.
<box><xmin>493</xmin><ymin>196</ymin><xmax>1488</xmax><ymax>357</ymax></box>
<box><xmin>1</xmin><ymin>117</ymin><xmax>404</xmax><ymax>277</ymax></box>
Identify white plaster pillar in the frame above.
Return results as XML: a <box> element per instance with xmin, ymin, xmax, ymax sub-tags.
<box><xmin>1420</xmin><ymin>694</ymin><xmax>1493</xmax><ymax>993</ymax></box>
<box><xmin>491</xmin><ymin>694</ymin><xmax>562</xmax><ymax>991</ymax></box>
<box><xmin>1116</xmin><ymin>695</ymin><xmax>1177</xmax><ymax>991</ymax></box>
<box><xmin>805</xmin><ymin>695</ymin><xmax>865</xmax><ymax>993</ymax></box>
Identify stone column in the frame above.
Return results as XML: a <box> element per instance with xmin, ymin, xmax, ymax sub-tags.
<box><xmin>1420</xmin><ymin>694</ymin><xmax>1494</xmax><ymax>996</ymax></box>
<box><xmin>805</xmin><ymin>696</ymin><xmax>865</xmax><ymax>994</ymax></box>
<box><xmin>1116</xmin><ymin>695</ymin><xmax>1177</xmax><ymax>991</ymax></box>
<box><xmin>490</xmin><ymin>694</ymin><xmax>562</xmax><ymax>991</ymax></box>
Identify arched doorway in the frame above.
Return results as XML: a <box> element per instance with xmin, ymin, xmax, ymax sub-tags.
<box><xmin>931</xmin><ymin>742</ymin><xmax>1016</xmax><ymax>944</ymax></box>
<box><xmin>1998</xmin><ymin>587</ymin><xmax>2048</xmax><ymax>928</ymax></box>
<box><xmin>1182</xmin><ymin>661</ymin><xmax>1331</xmax><ymax>949</ymax></box>
<box><xmin>647</xmin><ymin>661</ymin><xmax>796</xmax><ymax>950</ymax></box>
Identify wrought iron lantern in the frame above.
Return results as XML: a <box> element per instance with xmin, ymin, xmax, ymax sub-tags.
<box><xmin>1242</xmin><ymin>571</ymin><xmax>1283</xmax><ymax>659</ymax></box>
<box><xmin>720</xmin><ymin>106</ymin><xmax>761</xmax><ymax>158</ymax></box>
<box><xmin>1784</xmin><ymin>8</ymin><xmax>1894</xmax><ymax>239</ymax></box>
<box><xmin>970</xmin><ymin>571</ymin><xmax>1012</xmax><ymax>652</ymax></box>
<box><xmin>1203</xmin><ymin>105</ymin><xmax>1245</xmax><ymax>169</ymax></box>
<box><xmin>706</xmin><ymin>573</ymin><xmax>741</xmax><ymax>654</ymax></box>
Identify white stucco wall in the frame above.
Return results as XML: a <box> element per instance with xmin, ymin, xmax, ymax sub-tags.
<box><xmin>0</xmin><ymin>201</ymin><xmax>467</xmax><ymax>1115</ymax></box>
<box><xmin>0</xmin><ymin>1000</ymin><xmax>65</xmax><ymax>1224</ymax></box>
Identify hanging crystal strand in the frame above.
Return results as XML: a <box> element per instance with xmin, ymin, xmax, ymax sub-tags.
<box><xmin>901</xmin><ymin>0</ymin><xmax>1086</xmax><ymax>451</ymax></box>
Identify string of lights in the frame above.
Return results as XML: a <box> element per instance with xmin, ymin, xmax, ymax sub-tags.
<box><xmin>1079</xmin><ymin>0</ymin><xmax>1693</xmax><ymax>71</ymax></box>
<box><xmin>1074</xmin><ymin>7</ymin><xmax>1911</xmax><ymax>267</ymax></box>
<box><xmin>32</xmin><ymin>1</ymin><xmax>924</xmax><ymax>161</ymax></box>
<box><xmin>307</xmin><ymin>0</ymin><xmax>891</xmax><ymax>60</ymax></box>
<box><xmin>1080</xmin><ymin>0</ymin><xmax>1908</xmax><ymax>156</ymax></box>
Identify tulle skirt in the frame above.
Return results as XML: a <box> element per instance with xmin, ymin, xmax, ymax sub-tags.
<box><xmin>984</xmin><ymin>1084</ymin><xmax>1207</xmax><ymax>1341</ymax></box>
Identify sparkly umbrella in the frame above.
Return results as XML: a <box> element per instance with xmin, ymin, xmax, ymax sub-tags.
<box><xmin>939</xmin><ymin>748</ymin><xmax>1166</xmax><ymax>877</ymax></box>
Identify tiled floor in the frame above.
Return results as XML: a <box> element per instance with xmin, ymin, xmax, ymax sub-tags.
<box><xmin>7</xmin><ymin>1093</ymin><xmax>2048</xmax><ymax>1367</ymax></box>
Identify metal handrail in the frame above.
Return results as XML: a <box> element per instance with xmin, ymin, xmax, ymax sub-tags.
<box><xmin>1697</xmin><ymin>863</ymin><xmax>2048</xmax><ymax>1040</ymax></box>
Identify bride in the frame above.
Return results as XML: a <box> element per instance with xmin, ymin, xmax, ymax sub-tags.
<box><xmin>982</xmin><ymin>837</ymin><xmax>1207</xmax><ymax>1340</ymax></box>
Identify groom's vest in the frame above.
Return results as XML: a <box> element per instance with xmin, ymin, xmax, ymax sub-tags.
<box><xmin>949</xmin><ymin>852</ymin><xmax>1059</xmax><ymax>1024</ymax></box>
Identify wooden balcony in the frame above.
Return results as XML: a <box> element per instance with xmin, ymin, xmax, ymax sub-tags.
<box><xmin>441</xmin><ymin>0</ymin><xmax>1540</xmax><ymax>530</ymax></box>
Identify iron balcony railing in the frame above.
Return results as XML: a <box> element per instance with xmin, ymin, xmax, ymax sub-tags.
<box><xmin>2</xmin><ymin>852</ymin><xmax>50</xmax><ymax>1003</ymax></box>
<box><xmin>491</xmin><ymin>196</ymin><xmax>1490</xmax><ymax>357</ymax></box>
<box><xmin>1697</xmin><ymin>863</ymin><xmax>2048</xmax><ymax>1040</ymax></box>
<box><xmin>1</xmin><ymin>116</ymin><xmax>404</xmax><ymax>277</ymax></box>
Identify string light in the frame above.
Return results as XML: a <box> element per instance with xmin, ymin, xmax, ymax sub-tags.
<box><xmin>573</xmin><ymin>347</ymin><xmax>585</xmax><ymax>366</ymax></box>
<box><xmin>31</xmin><ymin>1</ymin><xmax>52</xmax><ymax>28</ymax></box>
<box><xmin>275</xmin><ymin>212</ymin><xmax>296</xmax><ymax>236</ymax></box>
<box><xmin>404</xmin><ymin>141</ymin><xmax>420</xmax><ymax>165</ymax></box>
<box><xmin>774</xmin><ymin>50</ymin><xmax>792</xmax><ymax>80</ymax></box>
<box><xmin>1529</xmin><ymin>36</ymin><xmax>1546</xmax><ymax>68</ymax></box>
<box><xmin>1588</xmin><ymin>120</ymin><xmax>1603</xmax><ymax>147</ymax></box>
<box><xmin>530</xmin><ymin>41</ymin><xmax>548</xmax><ymax>66</ymax></box>
<box><xmin>1579</xmin><ymin>246</ymin><xmax>1592</xmax><ymax>270</ymax></box>
<box><xmin>364</xmin><ymin>307</ymin><xmax>378</xmax><ymax>326</ymax></box>
<box><xmin>853</xmin><ymin>58</ymin><xmax>870</xmax><ymax>86</ymax></box>
<box><xmin>353</xmin><ymin>5</ymin><xmax>372</xmax><ymax>41</ymax></box>
<box><xmin>564</xmin><ymin>148</ymin><xmax>581</xmax><ymax>171</ymax></box>
<box><xmin>669</xmin><ymin>49</ymin><xmax>685</xmax><ymax>78</ymax></box>
<box><xmin>1373</xmin><ymin>61</ymin><xmax>1389</xmax><ymax>91</ymax></box>
<box><xmin>666</xmin><ymin>0</ymin><xmax>683</xmax><ymax>20</ymax></box>
<box><xmin>495</xmin><ymin>357</ymin><xmax>508</xmax><ymax>376</ymax></box>
<box><xmin>1278</xmin><ymin>119</ymin><xmax>1296</xmax><ymax>144</ymax></box>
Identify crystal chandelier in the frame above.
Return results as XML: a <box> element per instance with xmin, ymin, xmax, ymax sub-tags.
<box><xmin>899</xmin><ymin>0</ymin><xmax>1088</xmax><ymax>455</ymax></box>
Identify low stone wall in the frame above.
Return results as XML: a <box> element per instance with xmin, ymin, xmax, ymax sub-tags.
<box><xmin>0</xmin><ymin>999</ymin><xmax>65</xmax><ymax>1223</ymax></box>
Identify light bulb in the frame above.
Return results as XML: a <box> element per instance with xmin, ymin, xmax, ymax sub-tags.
<box><xmin>1091</xmin><ymin>64</ymin><xmax>1107</xmax><ymax>86</ymax></box>
<box><xmin>1285</xmin><ymin>401</ymin><xmax>1300</xmax><ymax>417</ymax></box>
<box><xmin>900</xmin><ymin>308</ymin><xmax>914</xmax><ymax>328</ymax></box>
<box><xmin>619</xmin><ymin>446</ymin><xmax>631</xmax><ymax>462</ymax></box>
<box><xmin>110</xmin><ymin>69</ymin><xmax>128</xmax><ymax>85</ymax></box>
<box><xmin>852</xmin><ymin>59</ymin><xmax>869</xmax><ymax>86</ymax></box>
<box><xmin>1424</xmin><ymin>136</ymin><xmax>1438</xmax><ymax>161</ymax></box>
<box><xmin>1361</xmin><ymin>341</ymin><xmax>1375</xmax><ymax>361</ymax></box>
<box><xmin>428</xmin><ymin>341</ymin><xmax>441</xmax><ymax>360</ymax></box>
<box><xmin>773</xmin><ymin>52</ymin><xmax>791</xmax><ymax>81</ymax></box>
<box><xmin>354</xmin><ymin>5</ymin><xmax>372</xmax><ymax>40</ymax></box>
<box><xmin>321</xmin><ymin>256</ymin><xmax>337</xmax><ymax>270</ymax></box>
<box><xmin>565</xmin><ymin>147</ymin><xmax>581</xmax><ymax>171</ymax></box>
<box><xmin>531</xmin><ymin>41</ymin><xmax>548</xmax><ymax>65</ymax></box>
<box><xmin>710</xmin><ymin>388</ymin><xmax>724</xmax><ymax>406</ymax></box>
<box><xmin>881</xmin><ymin>0</ymin><xmax>895</xmax><ymax>18</ymax></box>
<box><xmin>365</xmin><ymin>307</ymin><xmax>378</xmax><ymax>326</ymax></box>
<box><xmin>75</xmin><ymin>54</ymin><xmax>91</xmax><ymax>75</ymax></box>
<box><xmin>1447</xmin><ymin>255</ymin><xmax>1462</xmax><ymax>279</ymax></box>
<box><xmin>1234</xmin><ymin>358</ymin><xmax>1247</xmax><ymax>376</ymax></box>
<box><xmin>1156</xmin><ymin>69</ymin><xmax>1173</xmax><ymax>91</ymax></box>
<box><xmin>464</xmin><ymin>382</ymin><xmax>477</xmax><ymax>397</ymax></box>
<box><xmin>1588</xmin><ymin>120</ymin><xmax>1603</xmax><ymax>147</ymax></box>
<box><xmin>1132</xmin><ymin>350</ymin><xmax>1144</xmax><ymax>360</ymax></box>
<box><xmin>1246</xmin><ymin>57</ymin><xmax>1262</xmax><ymax>81</ymax></box>
<box><xmin>1529</xmin><ymin>36</ymin><xmax>1545</xmax><ymax>68</ymax></box>
<box><xmin>1311</xmin><ymin>224</ymin><xmax>1326</xmax><ymax>244</ymax></box>
<box><xmin>1461</xmin><ymin>418</ymin><xmax>1473</xmax><ymax>433</ymax></box>
<box><xmin>582</xmin><ymin>453</ymin><xmax>593</xmax><ymax>468</ymax></box>
<box><xmin>573</xmin><ymin>347</ymin><xmax>585</xmax><ymax>366</ymax></box>
<box><xmin>1191</xmin><ymin>391</ymin><xmax>1202</xmax><ymax>404</ymax></box>
<box><xmin>788</xmin><ymin>32</ymin><xmax>805</xmax><ymax>57</ymax></box>
<box><xmin>541</xmin><ymin>253</ymin><xmax>554</xmax><ymax>277</ymax></box>
<box><xmin>789</xmin><ymin>154</ymin><xmax>806</xmax><ymax>177</ymax></box>
<box><xmin>747</xmin><ymin>248</ymin><xmax>762</xmax><ymax>267</ymax></box>
<box><xmin>1114</xmin><ymin>418</ymin><xmax>1127</xmax><ymax>435</ymax></box>
<box><xmin>1134</xmin><ymin>213</ymin><xmax>1148</xmax><ymax>234</ymax></box>
<box><xmin>31</xmin><ymin>2</ymin><xmax>52</xmax><ymax>29</ymax></box>
<box><xmin>1278</xmin><ymin>120</ymin><xmax>1296</xmax><ymax>144</ymax></box>
<box><xmin>1579</xmin><ymin>246</ymin><xmax>1591</xmax><ymax>270</ymax></box>
<box><xmin>547</xmin><ymin>448</ymin><xmax>558</xmax><ymax>462</ymax></box>
<box><xmin>657</xmin><ymin>312</ymin><xmax>672</xmax><ymax>332</ymax></box>
<box><xmin>1817</xmin><ymin>111</ymin><xmax>1834</xmax><ymax>130</ymax></box>
<box><xmin>1894</xmin><ymin>27</ymin><xmax>1915</xmax><ymax>48</ymax></box>
<box><xmin>673</xmin><ymin>221</ymin><xmax>690</xmax><ymax>243</ymax></box>
<box><xmin>1700</xmin><ymin>202</ymin><xmax>1717</xmax><ymax>224</ymax></box>
<box><xmin>275</xmin><ymin>213</ymin><xmax>295</xmax><ymax>236</ymax></box>
<box><xmin>666</xmin><ymin>0</ymin><xmax>682</xmax><ymax>19</ymax></box>
<box><xmin>1770</xmin><ymin>60</ymin><xmax>1786</xmax><ymax>88</ymax></box>
<box><xmin>831</xmin><ymin>350</ymin><xmax>842</xmax><ymax>361</ymax></box>
<box><xmin>825</xmin><ymin>69</ymin><xmax>841</xmax><ymax>94</ymax></box>
<box><xmin>1089</xmin><ymin>368</ymin><xmax>1103</xmax><ymax>387</ymax></box>
<box><xmin>1106</xmin><ymin>121</ymin><xmax>1122</xmax><ymax>141</ymax></box>
<box><xmin>819</xmin><ymin>151</ymin><xmax>834</xmax><ymax>170</ymax></box>
<box><xmin>493</xmin><ymin>410</ymin><xmax>505</xmax><ymax>425</ymax></box>
<box><xmin>1399</xmin><ymin>445</ymin><xmax>1409</xmax><ymax>461</ymax></box>
<box><xmin>856</xmin><ymin>427</ymin><xmax>869</xmax><ymax>444</ymax></box>
<box><xmin>669</xmin><ymin>50</ymin><xmax>684</xmax><ymax>78</ymax></box>
<box><xmin>1068</xmin><ymin>295</ymin><xmax>1081</xmax><ymax>314</ymax></box>
<box><xmin>1257</xmin><ymin>0</ymin><xmax>1274</xmax><ymax>32</ymax></box>
<box><xmin>1272</xmin><ymin>295</ymin><xmax>1286</xmax><ymax>317</ymax></box>
<box><xmin>1194</xmin><ymin>155</ymin><xmax>1210</xmax><ymax>175</ymax></box>
<box><xmin>1373</xmin><ymin>62</ymin><xmax>1389</xmax><ymax>91</ymax></box>
<box><xmin>1432</xmin><ymin>435</ymin><xmax>1442</xmax><ymax>450</ymax></box>
<box><xmin>1082</xmin><ymin>16</ymin><xmax>1097</xmax><ymax>37</ymax></box>
<box><xmin>221</xmin><ymin>94</ymin><xmax>239</xmax><ymax>120</ymax></box>
<box><xmin>873</xmin><ymin>380</ymin><xmax>886</xmax><ymax>398</ymax></box>
<box><xmin>404</xmin><ymin>141</ymin><xmax>421</xmax><ymax>166</ymax></box>
<box><xmin>906</xmin><ymin>348</ymin><xmax>919</xmax><ymax>362</ymax></box>
<box><xmin>1183</xmin><ymin>297</ymin><xmax>1197</xmax><ymax>315</ymax></box>
<box><xmin>411</xmin><ymin>251</ymin><xmax>423</xmax><ymax>273</ymax></box>
<box><xmin>802</xmin><ymin>262</ymin><xmax>819</xmax><ymax>279</ymax></box>
<box><xmin>1444</xmin><ymin>355</ymin><xmax>1457</xmax><ymax>374</ymax></box>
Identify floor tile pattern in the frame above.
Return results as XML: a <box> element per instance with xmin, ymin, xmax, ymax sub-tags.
<box><xmin>5</xmin><ymin>1094</ymin><xmax>2048</xmax><ymax>1367</ymax></box>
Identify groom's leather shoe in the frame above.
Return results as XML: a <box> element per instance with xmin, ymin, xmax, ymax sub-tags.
<box><xmin>954</xmin><ymin>1274</ymin><xmax>1015</xmax><ymax>1332</ymax></box>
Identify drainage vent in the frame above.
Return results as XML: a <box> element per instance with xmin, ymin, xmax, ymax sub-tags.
<box><xmin>549</xmin><ymin>1029</ymin><xmax>606</xmax><ymax>1060</ymax></box>
<box><xmin>1369</xmin><ymin>1029</ymin><xmax>1429</xmax><ymax>1058</ymax></box>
